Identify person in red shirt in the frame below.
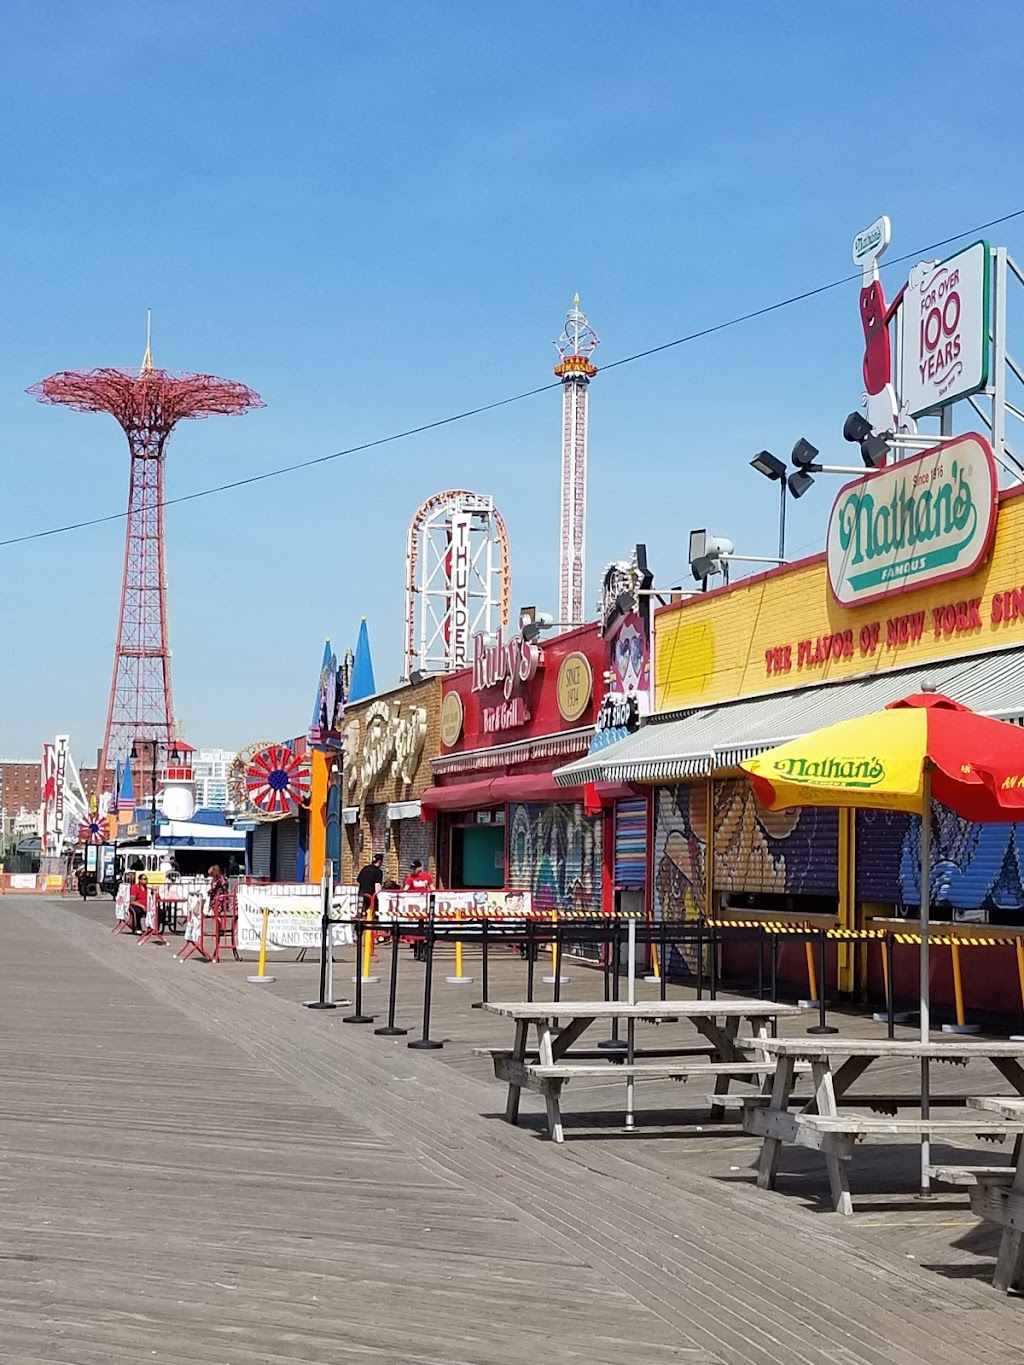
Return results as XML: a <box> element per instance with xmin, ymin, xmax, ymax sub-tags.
<box><xmin>128</xmin><ymin>874</ymin><xmax>150</xmax><ymax>934</ymax></box>
<box><xmin>402</xmin><ymin>860</ymin><xmax>433</xmax><ymax>894</ymax></box>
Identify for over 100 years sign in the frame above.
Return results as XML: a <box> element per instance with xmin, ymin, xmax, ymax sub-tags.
<box><xmin>826</xmin><ymin>434</ymin><xmax>997</xmax><ymax>608</ymax></box>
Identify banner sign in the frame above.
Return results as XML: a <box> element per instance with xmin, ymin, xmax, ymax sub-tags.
<box><xmin>900</xmin><ymin>240</ymin><xmax>990</xmax><ymax>419</ymax></box>
<box><xmin>373</xmin><ymin>888</ymin><xmax>534</xmax><ymax>921</ymax></box>
<box><xmin>826</xmin><ymin>434</ymin><xmax>997</xmax><ymax>608</ymax></box>
<box><xmin>235</xmin><ymin>884</ymin><xmax>355</xmax><ymax>953</ymax></box>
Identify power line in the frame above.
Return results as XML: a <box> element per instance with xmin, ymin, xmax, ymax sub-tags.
<box><xmin>5</xmin><ymin>206</ymin><xmax>1023</xmax><ymax>551</ymax></box>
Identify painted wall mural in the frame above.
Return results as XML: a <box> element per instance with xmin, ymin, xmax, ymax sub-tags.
<box><xmin>857</xmin><ymin>806</ymin><xmax>1024</xmax><ymax>922</ymax></box>
<box><xmin>712</xmin><ymin>777</ymin><xmax>839</xmax><ymax>899</ymax></box>
<box><xmin>506</xmin><ymin>802</ymin><xmax>602</xmax><ymax>911</ymax></box>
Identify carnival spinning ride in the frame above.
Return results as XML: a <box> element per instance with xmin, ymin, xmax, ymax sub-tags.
<box><xmin>404</xmin><ymin>490</ymin><xmax>510</xmax><ymax>676</ymax></box>
<box><xmin>29</xmin><ymin>320</ymin><xmax>264</xmax><ymax>793</ymax></box>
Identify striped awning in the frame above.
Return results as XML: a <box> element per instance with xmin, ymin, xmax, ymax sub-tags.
<box><xmin>554</xmin><ymin>645</ymin><xmax>1024</xmax><ymax>787</ymax></box>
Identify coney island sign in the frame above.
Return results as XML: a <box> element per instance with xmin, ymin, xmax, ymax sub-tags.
<box><xmin>826</xmin><ymin>434</ymin><xmax>997</xmax><ymax>608</ymax></box>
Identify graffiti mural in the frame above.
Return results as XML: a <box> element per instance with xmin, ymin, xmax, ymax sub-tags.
<box><xmin>712</xmin><ymin>778</ymin><xmax>839</xmax><ymax>899</ymax></box>
<box><xmin>653</xmin><ymin>785</ymin><xmax>709</xmax><ymax>976</ymax></box>
<box><xmin>858</xmin><ymin>806</ymin><xmax>1024</xmax><ymax>922</ymax></box>
<box><xmin>506</xmin><ymin>802</ymin><xmax>602</xmax><ymax>911</ymax></box>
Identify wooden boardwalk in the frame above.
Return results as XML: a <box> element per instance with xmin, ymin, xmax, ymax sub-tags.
<box><xmin>4</xmin><ymin>895</ymin><xmax>1022</xmax><ymax>1363</ymax></box>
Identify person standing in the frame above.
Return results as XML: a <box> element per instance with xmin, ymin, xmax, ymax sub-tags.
<box><xmin>402</xmin><ymin>859</ymin><xmax>433</xmax><ymax>894</ymax></box>
<box><xmin>356</xmin><ymin>852</ymin><xmax>385</xmax><ymax>911</ymax></box>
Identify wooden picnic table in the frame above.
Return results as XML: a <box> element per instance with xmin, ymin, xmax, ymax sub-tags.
<box><xmin>745</xmin><ymin>1037</ymin><xmax>1024</xmax><ymax>1215</ymax></box>
<box><xmin>482</xmin><ymin>999</ymin><xmax>806</xmax><ymax>1143</ymax></box>
<box><xmin>965</xmin><ymin>1095</ymin><xmax>1024</xmax><ymax>1292</ymax></box>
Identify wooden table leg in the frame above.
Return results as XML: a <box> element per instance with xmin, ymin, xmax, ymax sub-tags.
<box><xmin>535</xmin><ymin>1021</ymin><xmax>565</xmax><ymax>1141</ymax></box>
<box><xmin>811</xmin><ymin>1059</ymin><xmax>853</xmax><ymax>1216</ymax></box>
<box><xmin>993</xmin><ymin>1150</ymin><xmax>1024</xmax><ymax>1292</ymax></box>
<box><xmin>505</xmin><ymin>1019</ymin><xmax>528</xmax><ymax>1125</ymax></box>
<box><xmin>756</xmin><ymin>1055</ymin><xmax>795</xmax><ymax>1191</ymax></box>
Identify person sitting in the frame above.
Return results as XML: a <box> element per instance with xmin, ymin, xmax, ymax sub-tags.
<box><xmin>127</xmin><ymin>874</ymin><xmax>150</xmax><ymax>934</ymax></box>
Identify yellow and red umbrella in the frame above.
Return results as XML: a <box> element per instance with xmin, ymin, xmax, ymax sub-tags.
<box><xmin>742</xmin><ymin>691</ymin><xmax>1024</xmax><ymax>821</ymax></box>
<box><xmin>741</xmin><ymin>689</ymin><xmax>1024</xmax><ymax>1192</ymax></box>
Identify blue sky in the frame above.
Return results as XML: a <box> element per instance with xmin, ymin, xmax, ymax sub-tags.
<box><xmin>2</xmin><ymin>0</ymin><xmax>1023</xmax><ymax>763</ymax></box>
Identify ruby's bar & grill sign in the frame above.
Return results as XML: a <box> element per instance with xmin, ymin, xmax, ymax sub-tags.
<box><xmin>471</xmin><ymin>628</ymin><xmax>542</xmax><ymax>733</ymax></box>
<box><xmin>826</xmin><ymin>434</ymin><xmax>997</xmax><ymax>608</ymax></box>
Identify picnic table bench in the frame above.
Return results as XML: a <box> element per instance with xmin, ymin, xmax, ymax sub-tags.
<box><xmin>744</xmin><ymin>1038</ymin><xmax>1024</xmax><ymax>1215</ymax></box>
<box><xmin>483</xmin><ymin>999</ymin><xmax>806</xmax><ymax>1143</ymax></box>
<box><xmin>963</xmin><ymin>1096</ymin><xmax>1024</xmax><ymax>1292</ymax></box>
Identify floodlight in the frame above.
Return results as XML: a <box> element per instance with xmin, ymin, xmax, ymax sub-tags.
<box><xmin>843</xmin><ymin>412</ymin><xmax>873</xmax><ymax>445</ymax></box>
<box><xmin>750</xmin><ymin>450</ymin><xmax>787</xmax><ymax>481</ymax></box>
<box><xmin>791</xmin><ymin>438</ymin><xmax>820</xmax><ymax>469</ymax></box>
<box><xmin>788</xmin><ymin>470</ymin><xmax>815</xmax><ymax>499</ymax></box>
<box><xmin>688</xmin><ymin>529</ymin><xmax>708</xmax><ymax>563</ymax></box>
<box><xmin>689</xmin><ymin>532</ymin><xmax>735</xmax><ymax>581</ymax></box>
<box><xmin>861</xmin><ymin>433</ymin><xmax>890</xmax><ymax>468</ymax></box>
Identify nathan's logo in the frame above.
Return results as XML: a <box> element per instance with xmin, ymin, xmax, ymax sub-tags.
<box><xmin>826</xmin><ymin>435</ymin><xmax>996</xmax><ymax>608</ymax></box>
<box><xmin>773</xmin><ymin>755</ymin><xmax>885</xmax><ymax>789</ymax></box>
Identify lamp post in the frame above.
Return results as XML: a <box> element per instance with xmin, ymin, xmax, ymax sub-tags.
<box><xmin>130</xmin><ymin>739</ymin><xmax>181</xmax><ymax>844</ymax></box>
<box><xmin>749</xmin><ymin>450</ymin><xmax>788</xmax><ymax>560</ymax></box>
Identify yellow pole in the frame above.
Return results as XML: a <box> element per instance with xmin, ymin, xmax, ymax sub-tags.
<box><xmin>550</xmin><ymin>908</ymin><xmax>558</xmax><ymax>976</ymax></box>
<box><xmin>880</xmin><ymin>938</ymin><xmax>890</xmax><ymax>1011</ymax></box>
<box><xmin>246</xmin><ymin>905</ymin><xmax>276</xmax><ymax>984</ymax></box>
<box><xmin>257</xmin><ymin>907</ymin><xmax>270</xmax><ymax>978</ymax></box>
<box><xmin>362</xmin><ymin>896</ymin><xmax>375</xmax><ymax>979</ymax></box>
<box><xmin>805</xmin><ymin>940</ymin><xmax>819</xmax><ymax>1004</ymax></box>
<box><xmin>454</xmin><ymin>909</ymin><xmax>464</xmax><ymax>981</ymax></box>
<box><xmin>951</xmin><ymin>942</ymin><xmax>967</xmax><ymax>1028</ymax></box>
<box><xmin>1016</xmin><ymin>939</ymin><xmax>1024</xmax><ymax>1020</ymax></box>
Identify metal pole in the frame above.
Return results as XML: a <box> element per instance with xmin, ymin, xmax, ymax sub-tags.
<box><xmin>526</xmin><ymin>918</ymin><xmax>536</xmax><ymax>1001</ymax></box>
<box><xmin>624</xmin><ymin>915</ymin><xmax>636</xmax><ymax>1132</ymax></box>
<box><xmin>307</xmin><ymin>874</ymin><xmax>335</xmax><ymax>1010</ymax></box>
<box><xmin>659</xmin><ymin>913</ymin><xmax>668</xmax><ymax>1002</ymax></box>
<box><xmin>920</xmin><ymin>763</ymin><xmax>932</xmax><ymax>1196</ymax></box>
<box><xmin>807</xmin><ymin>927</ymin><xmax>838</xmax><ymax>1034</ymax></box>
<box><xmin>375</xmin><ymin>920</ymin><xmax>408</xmax><ymax>1036</ymax></box>
<box><xmin>778</xmin><ymin>477</ymin><xmax>787</xmax><ymax>561</ymax></box>
<box><xmin>600</xmin><ymin>917</ymin><xmax>627</xmax><ymax>1050</ymax></box>
<box><xmin>408</xmin><ymin>914</ymin><xmax>443</xmax><ymax>1049</ymax></box>
<box><xmin>886</xmin><ymin>932</ymin><xmax>896</xmax><ymax>1041</ymax></box>
<box><xmin>472</xmin><ymin>916</ymin><xmax>489</xmax><ymax>1009</ymax></box>
<box><xmin>343</xmin><ymin>917</ymin><xmax>374</xmax><ymax>1023</ymax></box>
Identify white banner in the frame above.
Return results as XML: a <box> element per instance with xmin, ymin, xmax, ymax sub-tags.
<box><xmin>235</xmin><ymin>883</ymin><xmax>355</xmax><ymax>952</ymax></box>
<box><xmin>373</xmin><ymin>888</ymin><xmax>533</xmax><ymax>921</ymax></box>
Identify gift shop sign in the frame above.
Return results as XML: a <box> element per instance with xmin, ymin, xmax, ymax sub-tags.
<box><xmin>826</xmin><ymin>434</ymin><xmax>996</xmax><ymax>608</ymax></box>
<box><xmin>472</xmin><ymin>629</ymin><xmax>542</xmax><ymax>733</ymax></box>
<box><xmin>900</xmin><ymin>241</ymin><xmax>989</xmax><ymax>419</ymax></box>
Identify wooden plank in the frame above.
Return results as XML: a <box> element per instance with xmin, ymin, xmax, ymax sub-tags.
<box><xmin>969</xmin><ymin>1096</ymin><xmax>1024</xmax><ymax>1119</ymax></box>
<box><xmin>970</xmin><ymin>1184</ymin><xmax>1024</xmax><ymax>1234</ymax></box>
<box><xmin>930</xmin><ymin>1165</ymin><xmax>1015</xmax><ymax>1186</ymax></box>
<box><xmin>761</xmin><ymin>1038</ymin><xmax>1024</xmax><ymax>1059</ymax></box>
<box><xmin>484</xmin><ymin>1000</ymin><xmax>805</xmax><ymax>1021</ymax></box>
<box><xmin>526</xmin><ymin>1061</ymin><xmax>781</xmax><ymax>1079</ymax></box>
<box><xmin>745</xmin><ymin>1103</ymin><xmax>855</xmax><ymax>1157</ymax></box>
<box><xmin>798</xmin><ymin>1115</ymin><xmax>1024</xmax><ymax>1136</ymax></box>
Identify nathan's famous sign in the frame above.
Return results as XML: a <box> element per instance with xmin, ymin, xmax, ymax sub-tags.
<box><xmin>826</xmin><ymin>434</ymin><xmax>997</xmax><ymax>608</ymax></box>
<box><xmin>770</xmin><ymin>754</ymin><xmax>886</xmax><ymax>789</ymax></box>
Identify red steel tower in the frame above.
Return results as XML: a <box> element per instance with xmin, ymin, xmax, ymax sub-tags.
<box><xmin>30</xmin><ymin>326</ymin><xmax>263</xmax><ymax>792</ymax></box>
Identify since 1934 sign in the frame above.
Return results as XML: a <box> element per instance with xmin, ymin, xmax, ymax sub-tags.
<box><xmin>826</xmin><ymin>434</ymin><xmax>997</xmax><ymax>608</ymax></box>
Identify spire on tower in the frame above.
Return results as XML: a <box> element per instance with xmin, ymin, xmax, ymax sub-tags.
<box><xmin>553</xmin><ymin>295</ymin><xmax>599</xmax><ymax>626</ymax></box>
<box><xmin>141</xmin><ymin>309</ymin><xmax>154</xmax><ymax>373</ymax></box>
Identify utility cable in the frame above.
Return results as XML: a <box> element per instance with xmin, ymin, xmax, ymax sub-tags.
<box><xmin>4</xmin><ymin>206</ymin><xmax>1023</xmax><ymax>550</ymax></box>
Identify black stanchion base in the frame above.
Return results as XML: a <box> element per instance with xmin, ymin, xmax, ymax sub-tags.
<box><xmin>407</xmin><ymin>1038</ymin><xmax>443</xmax><ymax>1050</ymax></box>
<box><xmin>306</xmin><ymin>1002</ymin><xmax>337</xmax><ymax>1010</ymax></box>
<box><xmin>374</xmin><ymin>1025</ymin><xmax>409</xmax><ymax>1036</ymax></box>
<box><xmin>807</xmin><ymin>1024</ymin><xmax>840</xmax><ymax>1035</ymax></box>
<box><xmin>598</xmin><ymin>1039</ymin><xmax>628</xmax><ymax>1051</ymax></box>
<box><xmin>343</xmin><ymin>1013</ymin><xmax>375</xmax><ymax>1024</ymax></box>
<box><xmin>470</xmin><ymin>1001</ymin><xmax>486</xmax><ymax>1009</ymax></box>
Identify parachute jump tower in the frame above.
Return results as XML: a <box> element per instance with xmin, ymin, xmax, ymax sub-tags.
<box><xmin>554</xmin><ymin>295</ymin><xmax>599</xmax><ymax>626</ymax></box>
<box><xmin>30</xmin><ymin>320</ymin><xmax>264</xmax><ymax>792</ymax></box>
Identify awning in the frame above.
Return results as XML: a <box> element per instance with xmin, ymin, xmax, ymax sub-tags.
<box><xmin>341</xmin><ymin>806</ymin><xmax>359</xmax><ymax>825</ymax></box>
<box><xmin>387</xmin><ymin>800</ymin><xmax>421</xmax><ymax>821</ymax></box>
<box><xmin>555</xmin><ymin>645</ymin><xmax>1024</xmax><ymax>787</ymax></box>
<box><xmin>420</xmin><ymin>771</ymin><xmax>587</xmax><ymax>818</ymax></box>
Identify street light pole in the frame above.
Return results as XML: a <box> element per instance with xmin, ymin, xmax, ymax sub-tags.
<box><xmin>778</xmin><ymin>476</ymin><xmax>787</xmax><ymax>562</ymax></box>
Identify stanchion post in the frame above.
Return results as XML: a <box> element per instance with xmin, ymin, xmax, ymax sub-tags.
<box><xmin>526</xmin><ymin>917</ymin><xmax>536</xmax><ymax>1001</ymax></box>
<box><xmin>942</xmin><ymin>940</ymin><xmax>980</xmax><ymax>1034</ymax></box>
<box><xmin>658</xmin><ymin>914</ymin><xmax>668</xmax><ymax>1001</ymax></box>
<box><xmin>246</xmin><ymin>906</ymin><xmax>276</xmax><ymax>985</ymax></box>
<box><xmin>756</xmin><ymin>927</ymin><xmax>765</xmax><ymax>1000</ymax></box>
<box><xmin>543</xmin><ymin>909</ymin><xmax>568</xmax><ymax>985</ymax></box>
<box><xmin>472</xmin><ymin>916</ymin><xmax>489</xmax><ymax>1009</ymax></box>
<box><xmin>599</xmin><ymin>916</ymin><xmax>627</xmax><ymax>1051</ymax></box>
<box><xmin>408</xmin><ymin>910</ymin><xmax>443</xmax><ymax>1050</ymax></box>
<box><xmin>375</xmin><ymin>920</ymin><xmax>408</xmax><ymax>1036</ymax></box>
<box><xmin>709</xmin><ymin>920</ymin><xmax>718</xmax><ymax>1001</ymax></box>
<box><xmin>343</xmin><ymin>918</ymin><xmax>375</xmax><ymax>1023</ymax></box>
<box><xmin>807</xmin><ymin>928</ymin><xmax>838</xmax><ymax>1035</ymax></box>
<box><xmin>696</xmin><ymin>918</ymin><xmax>704</xmax><ymax>1000</ymax></box>
<box><xmin>306</xmin><ymin>880</ymin><xmax>336</xmax><ymax>1010</ymax></box>
<box><xmin>446</xmin><ymin>907</ymin><xmax>473</xmax><ymax>986</ymax></box>
<box><xmin>886</xmin><ymin>933</ymin><xmax>895</xmax><ymax>1039</ymax></box>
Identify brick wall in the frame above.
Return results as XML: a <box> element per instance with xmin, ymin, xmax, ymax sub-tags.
<box><xmin>1</xmin><ymin>762</ymin><xmax>42</xmax><ymax>814</ymax></box>
<box><xmin>339</xmin><ymin>676</ymin><xmax>442</xmax><ymax>886</ymax></box>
